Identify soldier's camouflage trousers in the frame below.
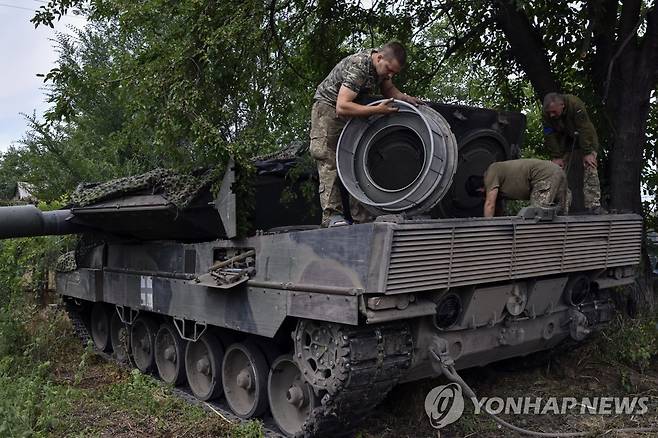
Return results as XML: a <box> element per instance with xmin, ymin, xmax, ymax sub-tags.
<box><xmin>309</xmin><ymin>102</ymin><xmax>372</xmax><ymax>226</ymax></box>
<box><xmin>564</xmin><ymin>153</ymin><xmax>601</xmax><ymax>209</ymax></box>
<box><xmin>530</xmin><ymin>171</ymin><xmax>571</xmax><ymax>214</ymax></box>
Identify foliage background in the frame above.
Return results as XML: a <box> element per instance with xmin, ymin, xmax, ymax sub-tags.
<box><xmin>6</xmin><ymin>1</ymin><xmax>647</xmax><ymax>205</ymax></box>
<box><xmin>0</xmin><ymin>1</ymin><xmax>654</xmax><ymax>223</ymax></box>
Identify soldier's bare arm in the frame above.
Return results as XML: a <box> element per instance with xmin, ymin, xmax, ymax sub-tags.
<box><xmin>380</xmin><ymin>78</ymin><xmax>423</xmax><ymax>106</ymax></box>
<box><xmin>484</xmin><ymin>188</ymin><xmax>498</xmax><ymax>217</ymax></box>
<box><xmin>336</xmin><ymin>85</ymin><xmax>398</xmax><ymax>117</ymax></box>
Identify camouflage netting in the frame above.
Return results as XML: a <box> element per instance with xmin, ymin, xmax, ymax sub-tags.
<box><xmin>56</xmin><ymin>251</ymin><xmax>77</xmax><ymax>272</ymax></box>
<box><xmin>0</xmin><ymin>182</ymin><xmax>17</xmax><ymax>200</ymax></box>
<box><xmin>70</xmin><ymin>168</ymin><xmax>218</xmax><ymax>209</ymax></box>
<box><xmin>252</xmin><ymin>140</ymin><xmax>308</xmax><ymax>161</ymax></box>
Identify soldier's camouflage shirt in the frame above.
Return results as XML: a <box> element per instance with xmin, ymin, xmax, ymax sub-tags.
<box><xmin>542</xmin><ymin>94</ymin><xmax>599</xmax><ymax>157</ymax></box>
<box><xmin>313</xmin><ymin>49</ymin><xmax>381</xmax><ymax>106</ymax></box>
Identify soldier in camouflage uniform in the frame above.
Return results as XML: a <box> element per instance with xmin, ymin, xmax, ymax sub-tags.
<box><xmin>310</xmin><ymin>41</ymin><xmax>422</xmax><ymax>227</ymax></box>
<box><xmin>465</xmin><ymin>159</ymin><xmax>571</xmax><ymax>217</ymax></box>
<box><xmin>542</xmin><ymin>93</ymin><xmax>602</xmax><ymax>212</ymax></box>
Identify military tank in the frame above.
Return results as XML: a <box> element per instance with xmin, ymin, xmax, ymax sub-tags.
<box><xmin>0</xmin><ymin>100</ymin><xmax>642</xmax><ymax>437</ymax></box>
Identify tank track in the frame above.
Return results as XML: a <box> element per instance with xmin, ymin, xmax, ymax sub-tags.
<box><xmin>64</xmin><ymin>302</ymin><xmax>412</xmax><ymax>437</ymax></box>
<box><xmin>62</xmin><ymin>302</ymin><xmax>284</xmax><ymax>437</ymax></box>
<box><xmin>298</xmin><ymin>322</ymin><xmax>413</xmax><ymax>437</ymax></box>
<box><xmin>65</xmin><ymin>301</ymin><xmax>93</xmax><ymax>346</ymax></box>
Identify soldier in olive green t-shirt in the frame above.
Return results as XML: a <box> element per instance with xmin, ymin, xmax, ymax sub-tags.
<box><xmin>465</xmin><ymin>159</ymin><xmax>570</xmax><ymax>217</ymax></box>
<box><xmin>542</xmin><ymin>92</ymin><xmax>601</xmax><ymax>211</ymax></box>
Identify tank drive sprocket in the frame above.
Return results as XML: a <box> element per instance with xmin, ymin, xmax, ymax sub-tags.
<box><xmin>292</xmin><ymin>320</ymin><xmax>413</xmax><ymax>437</ymax></box>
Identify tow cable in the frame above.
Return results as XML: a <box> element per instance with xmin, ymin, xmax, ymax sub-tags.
<box><xmin>429</xmin><ymin>348</ymin><xmax>656</xmax><ymax>437</ymax></box>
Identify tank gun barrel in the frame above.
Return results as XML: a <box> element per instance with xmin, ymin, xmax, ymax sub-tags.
<box><xmin>0</xmin><ymin>205</ymin><xmax>85</xmax><ymax>239</ymax></box>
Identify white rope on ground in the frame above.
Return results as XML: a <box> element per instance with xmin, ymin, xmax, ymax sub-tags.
<box><xmin>205</xmin><ymin>401</ymin><xmax>234</xmax><ymax>424</ymax></box>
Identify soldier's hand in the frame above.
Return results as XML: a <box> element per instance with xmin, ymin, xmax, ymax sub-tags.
<box><xmin>552</xmin><ymin>158</ymin><xmax>565</xmax><ymax>169</ymax></box>
<box><xmin>583</xmin><ymin>152</ymin><xmax>597</xmax><ymax>168</ymax></box>
<box><xmin>400</xmin><ymin>94</ymin><xmax>424</xmax><ymax>106</ymax></box>
<box><xmin>373</xmin><ymin>98</ymin><xmax>399</xmax><ymax>114</ymax></box>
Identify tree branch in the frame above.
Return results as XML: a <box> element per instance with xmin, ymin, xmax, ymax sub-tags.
<box><xmin>267</xmin><ymin>0</ymin><xmax>310</xmax><ymax>83</ymax></box>
<box><xmin>603</xmin><ymin>14</ymin><xmax>642</xmax><ymax>103</ymax></box>
<box><xmin>416</xmin><ymin>15</ymin><xmax>491</xmax><ymax>86</ymax></box>
<box><xmin>492</xmin><ymin>0</ymin><xmax>559</xmax><ymax>98</ymax></box>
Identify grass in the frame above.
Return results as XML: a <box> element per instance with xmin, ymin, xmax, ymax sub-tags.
<box><xmin>0</xmin><ymin>235</ymin><xmax>264</xmax><ymax>438</ymax></box>
<box><xmin>0</xmin><ymin>305</ymin><xmax>263</xmax><ymax>438</ymax></box>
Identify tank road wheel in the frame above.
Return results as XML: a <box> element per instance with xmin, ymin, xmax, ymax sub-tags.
<box><xmin>131</xmin><ymin>316</ymin><xmax>158</xmax><ymax>373</ymax></box>
<box><xmin>185</xmin><ymin>332</ymin><xmax>224</xmax><ymax>401</ymax></box>
<box><xmin>222</xmin><ymin>341</ymin><xmax>270</xmax><ymax>418</ymax></box>
<box><xmin>110</xmin><ymin>311</ymin><xmax>129</xmax><ymax>362</ymax></box>
<box><xmin>90</xmin><ymin>303</ymin><xmax>111</xmax><ymax>352</ymax></box>
<box><xmin>155</xmin><ymin>323</ymin><xmax>187</xmax><ymax>385</ymax></box>
<box><xmin>268</xmin><ymin>355</ymin><xmax>317</xmax><ymax>437</ymax></box>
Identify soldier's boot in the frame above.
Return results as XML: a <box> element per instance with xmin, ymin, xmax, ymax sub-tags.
<box><xmin>327</xmin><ymin>214</ymin><xmax>350</xmax><ymax>227</ymax></box>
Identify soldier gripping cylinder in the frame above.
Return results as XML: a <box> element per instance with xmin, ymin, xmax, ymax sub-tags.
<box><xmin>336</xmin><ymin>99</ymin><xmax>459</xmax><ymax>216</ymax></box>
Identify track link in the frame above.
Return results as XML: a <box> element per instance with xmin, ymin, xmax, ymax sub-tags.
<box><xmin>296</xmin><ymin>322</ymin><xmax>413</xmax><ymax>437</ymax></box>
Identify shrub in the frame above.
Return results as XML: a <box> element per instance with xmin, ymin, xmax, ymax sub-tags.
<box><xmin>602</xmin><ymin>316</ymin><xmax>658</xmax><ymax>372</ymax></box>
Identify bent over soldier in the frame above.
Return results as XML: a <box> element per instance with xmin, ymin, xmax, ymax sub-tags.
<box><xmin>309</xmin><ymin>41</ymin><xmax>422</xmax><ymax>227</ymax></box>
<box><xmin>465</xmin><ymin>159</ymin><xmax>570</xmax><ymax>217</ymax></box>
<box><xmin>542</xmin><ymin>93</ymin><xmax>602</xmax><ymax>213</ymax></box>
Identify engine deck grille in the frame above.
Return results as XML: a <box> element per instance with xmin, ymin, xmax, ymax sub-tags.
<box><xmin>385</xmin><ymin>215</ymin><xmax>642</xmax><ymax>293</ymax></box>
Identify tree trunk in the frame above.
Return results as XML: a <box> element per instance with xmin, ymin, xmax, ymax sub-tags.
<box><xmin>600</xmin><ymin>4</ymin><xmax>658</xmax><ymax>213</ymax></box>
<box><xmin>493</xmin><ymin>0</ymin><xmax>559</xmax><ymax>98</ymax></box>
<box><xmin>606</xmin><ymin>93</ymin><xmax>647</xmax><ymax>213</ymax></box>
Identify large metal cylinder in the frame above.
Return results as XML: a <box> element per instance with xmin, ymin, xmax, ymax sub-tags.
<box><xmin>336</xmin><ymin>100</ymin><xmax>458</xmax><ymax>216</ymax></box>
<box><xmin>0</xmin><ymin>205</ymin><xmax>82</xmax><ymax>239</ymax></box>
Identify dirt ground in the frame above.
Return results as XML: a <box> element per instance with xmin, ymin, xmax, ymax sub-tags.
<box><xmin>362</xmin><ymin>338</ymin><xmax>658</xmax><ymax>437</ymax></box>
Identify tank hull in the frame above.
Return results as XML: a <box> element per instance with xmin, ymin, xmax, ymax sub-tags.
<box><xmin>58</xmin><ymin>212</ymin><xmax>640</xmax><ymax>371</ymax></box>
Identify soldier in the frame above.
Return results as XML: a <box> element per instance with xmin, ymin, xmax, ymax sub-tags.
<box><xmin>542</xmin><ymin>92</ymin><xmax>602</xmax><ymax>213</ymax></box>
<box><xmin>465</xmin><ymin>159</ymin><xmax>570</xmax><ymax>217</ymax></box>
<box><xmin>310</xmin><ymin>41</ymin><xmax>422</xmax><ymax>227</ymax></box>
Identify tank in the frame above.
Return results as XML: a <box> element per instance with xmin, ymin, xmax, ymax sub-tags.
<box><xmin>0</xmin><ymin>101</ymin><xmax>642</xmax><ymax>437</ymax></box>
